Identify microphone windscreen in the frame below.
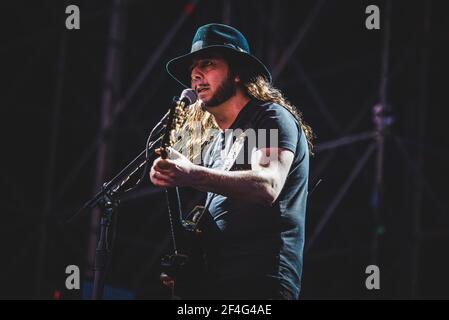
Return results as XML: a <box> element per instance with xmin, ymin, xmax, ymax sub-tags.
<box><xmin>180</xmin><ymin>88</ymin><xmax>197</xmax><ymax>105</ymax></box>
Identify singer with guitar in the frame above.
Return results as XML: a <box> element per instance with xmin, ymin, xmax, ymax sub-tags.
<box><xmin>150</xmin><ymin>24</ymin><xmax>313</xmax><ymax>300</ymax></box>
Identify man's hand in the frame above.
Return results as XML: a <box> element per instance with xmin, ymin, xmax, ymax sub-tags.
<box><xmin>149</xmin><ymin>147</ymin><xmax>196</xmax><ymax>188</ymax></box>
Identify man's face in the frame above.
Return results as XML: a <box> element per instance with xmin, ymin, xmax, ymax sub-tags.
<box><xmin>190</xmin><ymin>55</ymin><xmax>237</xmax><ymax>107</ymax></box>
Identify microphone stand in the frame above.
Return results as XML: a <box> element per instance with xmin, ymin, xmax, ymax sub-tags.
<box><xmin>69</xmin><ymin>114</ymin><xmax>166</xmax><ymax>300</ymax></box>
<box><xmin>71</xmin><ymin>90</ymin><xmax>195</xmax><ymax>300</ymax></box>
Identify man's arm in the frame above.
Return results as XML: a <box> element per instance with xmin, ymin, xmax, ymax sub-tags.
<box><xmin>192</xmin><ymin>147</ymin><xmax>293</xmax><ymax>205</ymax></box>
<box><xmin>150</xmin><ymin>147</ymin><xmax>294</xmax><ymax>206</ymax></box>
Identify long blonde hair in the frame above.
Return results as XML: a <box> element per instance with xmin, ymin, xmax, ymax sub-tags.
<box><xmin>173</xmin><ymin>76</ymin><xmax>314</xmax><ymax>162</ymax></box>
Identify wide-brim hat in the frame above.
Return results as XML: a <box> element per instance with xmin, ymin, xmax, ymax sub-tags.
<box><xmin>166</xmin><ymin>23</ymin><xmax>272</xmax><ymax>88</ymax></box>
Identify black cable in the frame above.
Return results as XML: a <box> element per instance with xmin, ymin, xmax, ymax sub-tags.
<box><xmin>175</xmin><ymin>187</ymin><xmax>183</xmax><ymax>222</ymax></box>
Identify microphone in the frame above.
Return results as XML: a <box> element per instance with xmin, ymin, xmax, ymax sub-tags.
<box><xmin>153</xmin><ymin>89</ymin><xmax>197</xmax><ymax>136</ymax></box>
<box><xmin>177</xmin><ymin>88</ymin><xmax>198</xmax><ymax>107</ymax></box>
<box><xmin>158</xmin><ymin>89</ymin><xmax>197</xmax><ymax>159</ymax></box>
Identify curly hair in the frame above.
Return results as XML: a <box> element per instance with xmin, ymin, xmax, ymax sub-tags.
<box><xmin>245</xmin><ymin>76</ymin><xmax>314</xmax><ymax>155</ymax></box>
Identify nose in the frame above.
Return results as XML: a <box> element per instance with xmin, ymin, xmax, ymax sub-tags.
<box><xmin>190</xmin><ymin>66</ymin><xmax>203</xmax><ymax>86</ymax></box>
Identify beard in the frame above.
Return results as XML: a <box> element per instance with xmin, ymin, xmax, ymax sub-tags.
<box><xmin>203</xmin><ymin>71</ymin><xmax>237</xmax><ymax>107</ymax></box>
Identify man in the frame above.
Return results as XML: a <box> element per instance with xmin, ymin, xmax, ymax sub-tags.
<box><xmin>150</xmin><ymin>23</ymin><xmax>313</xmax><ymax>300</ymax></box>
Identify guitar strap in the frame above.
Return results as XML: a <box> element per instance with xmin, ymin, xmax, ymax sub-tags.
<box><xmin>183</xmin><ymin>103</ymin><xmax>261</xmax><ymax>232</ymax></box>
<box><xmin>210</xmin><ymin>100</ymin><xmax>264</xmax><ymax>171</ymax></box>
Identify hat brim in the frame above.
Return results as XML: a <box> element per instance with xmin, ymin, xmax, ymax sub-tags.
<box><xmin>166</xmin><ymin>45</ymin><xmax>272</xmax><ymax>88</ymax></box>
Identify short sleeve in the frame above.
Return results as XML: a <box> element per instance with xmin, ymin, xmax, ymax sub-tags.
<box><xmin>253</xmin><ymin>104</ymin><xmax>300</xmax><ymax>154</ymax></box>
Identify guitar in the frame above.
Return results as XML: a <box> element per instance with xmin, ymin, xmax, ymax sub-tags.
<box><xmin>157</xmin><ymin>89</ymin><xmax>206</xmax><ymax>298</ymax></box>
<box><xmin>156</xmin><ymin>89</ymin><xmax>251</xmax><ymax>298</ymax></box>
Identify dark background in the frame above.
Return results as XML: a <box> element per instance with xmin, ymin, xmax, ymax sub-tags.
<box><xmin>1</xmin><ymin>0</ymin><xmax>448</xmax><ymax>299</ymax></box>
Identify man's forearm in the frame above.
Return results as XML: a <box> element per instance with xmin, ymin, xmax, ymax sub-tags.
<box><xmin>190</xmin><ymin>165</ymin><xmax>277</xmax><ymax>206</ymax></box>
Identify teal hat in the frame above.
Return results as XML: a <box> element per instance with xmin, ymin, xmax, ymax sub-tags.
<box><xmin>166</xmin><ymin>23</ymin><xmax>272</xmax><ymax>88</ymax></box>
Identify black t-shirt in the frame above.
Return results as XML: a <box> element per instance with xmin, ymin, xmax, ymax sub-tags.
<box><xmin>200</xmin><ymin>99</ymin><xmax>309</xmax><ymax>298</ymax></box>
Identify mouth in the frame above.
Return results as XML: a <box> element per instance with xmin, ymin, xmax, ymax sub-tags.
<box><xmin>196</xmin><ymin>86</ymin><xmax>209</xmax><ymax>95</ymax></box>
